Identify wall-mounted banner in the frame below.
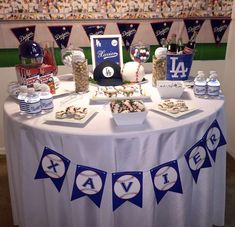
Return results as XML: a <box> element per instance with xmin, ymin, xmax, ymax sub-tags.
<box><xmin>11</xmin><ymin>26</ymin><xmax>35</xmax><ymax>44</ymax></box>
<box><xmin>184</xmin><ymin>19</ymin><xmax>205</xmax><ymax>40</ymax></box>
<box><xmin>210</xmin><ymin>19</ymin><xmax>231</xmax><ymax>44</ymax></box>
<box><xmin>48</xmin><ymin>25</ymin><xmax>72</xmax><ymax>49</ymax></box>
<box><xmin>71</xmin><ymin>165</ymin><xmax>107</xmax><ymax>208</ymax></box>
<box><xmin>150</xmin><ymin>21</ymin><xmax>173</xmax><ymax>45</ymax></box>
<box><xmin>112</xmin><ymin>171</ymin><xmax>143</xmax><ymax>211</ymax></box>
<box><xmin>185</xmin><ymin>139</ymin><xmax>212</xmax><ymax>183</ymax></box>
<box><xmin>150</xmin><ymin>160</ymin><xmax>183</xmax><ymax>204</ymax></box>
<box><xmin>35</xmin><ymin>147</ymin><xmax>70</xmax><ymax>192</ymax></box>
<box><xmin>203</xmin><ymin>120</ymin><xmax>227</xmax><ymax>161</ymax></box>
<box><xmin>82</xmin><ymin>24</ymin><xmax>106</xmax><ymax>40</ymax></box>
<box><xmin>117</xmin><ymin>23</ymin><xmax>140</xmax><ymax>50</ymax></box>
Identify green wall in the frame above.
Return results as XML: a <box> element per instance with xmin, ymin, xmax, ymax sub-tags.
<box><xmin>0</xmin><ymin>43</ymin><xmax>227</xmax><ymax>67</ymax></box>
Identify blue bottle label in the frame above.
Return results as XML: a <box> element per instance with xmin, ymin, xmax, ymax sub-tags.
<box><xmin>41</xmin><ymin>97</ymin><xmax>54</xmax><ymax>110</ymax></box>
<box><xmin>27</xmin><ymin>101</ymin><xmax>42</xmax><ymax>114</ymax></box>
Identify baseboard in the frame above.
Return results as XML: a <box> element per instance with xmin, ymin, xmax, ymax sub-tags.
<box><xmin>0</xmin><ymin>147</ymin><xmax>6</xmax><ymax>155</ymax></box>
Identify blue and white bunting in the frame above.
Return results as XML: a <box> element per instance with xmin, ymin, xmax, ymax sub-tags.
<box><xmin>71</xmin><ymin>165</ymin><xmax>107</xmax><ymax>208</ymax></box>
<box><xmin>48</xmin><ymin>25</ymin><xmax>72</xmax><ymax>49</ymax></box>
<box><xmin>203</xmin><ymin>120</ymin><xmax>227</xmax><ymax>161</ymax></box>
<box><xmin>82</xmin><ymin>24</ymin><xmax>106</xmax><ymax>40</ymax></box>
<box><xmin>112</xmin><ymin>171</ymin><xmax>143</xmax><ymax>211</ymax></box>
<box><xmin>35</xmin><ymin>147</ymin><xmax>70</xmax><ymax>192</ymax></box>
<box><xmin>210</xmin><ymin>19</ymin><xmax>231</xmax><ymax>44</ymax></box>
<box><xmin>117</xmin><ymin>23</ymin><xmax>139</xmax><ymax>50</ymax></box>
<box><xmin>150</xmin><ymin>21</ymin><xmax>173</xmax><ymax>45</ymax></box>
<box><xmin>184</xmin><ymin>19</ymin><xmax>205</xmax><ymax>40</ymax></box>
<box><xmin>11</xmin><ymin>26</ymin><xmax>35</xmax><ymax>43</ymax></box>
<box><xmin>185</xmin><ymin>139</ymin><xmax>212</xmax><ymax>183</ymax></box>
<box><xmin>150</xmin><ymin>160</ymin><xmax>183</xmax><ymax>204</ymax></box>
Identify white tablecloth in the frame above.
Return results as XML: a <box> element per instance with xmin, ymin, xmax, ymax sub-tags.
<box><xmin>4</xmin><ymin>76</ymin><xmax>226</xmax><ymax>227</ymax></box>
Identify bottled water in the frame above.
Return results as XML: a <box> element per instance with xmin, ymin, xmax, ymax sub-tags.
<box><xmin>207</xmin><ymin>73</ymin><xmax>220</xmax><ymax>97</ymax></box>
<box><xmin>193</xmin><ymin>71</ymin><xmax>207</xmax><ymax>97</ymax></box>
<box><xmin>25</xmin><ymin>87</ymin><xmax>42</xmax><ymax>117</ymax></box>
<box><xmin>17</xmin><ymin>85</ymin><xmax>28</xmax><ymax>115</ymax></box>
<box><xmin>40</xmin><ymin>84</ymin><xmax>54</xmax><ymax>113</ymax></box>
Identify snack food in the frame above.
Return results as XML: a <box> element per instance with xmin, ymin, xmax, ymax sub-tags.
<box><xmin>110</xmin><ymin>100</ymin><xmax>145</xmax><ymax>114</ymax></box>
<box><xmin>157</xmin><ymin>100</ymin><xmax>189</xmax><ymax>114</ymax></box>
<box><xmin>56</xmin><ymin>106</ymin><xmax>88</xmax><ymax>120</ymax></box>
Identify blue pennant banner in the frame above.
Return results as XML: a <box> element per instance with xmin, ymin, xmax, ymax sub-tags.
<box><xmin>71</xmin><ymin>165</ymin><xmax>107</xmax><ymax>208</ymax></box>
<box><xmin>35</xmin><ymin>147</ymin><xmax>70</xmax><ymax>192</ymax></box>
<box><xmin>150</xmin><ymin>160</ymin><xmax>183</xmax><ymax>204</ymax></box>
<box><xmin>48</xmin><ymin>25</ymin><xmax>72</xmax><ymax>49</ymax></box>
<box><xmin>203</xmin><ymin>119</ymin><xmax>227</xmax><ymax>161</ymax></box>
<box><xmin>210</xmin><ymin>19</ymin><xmax>231</xmax><ymax>44</ymax></box>
<box><xmin>112</xmin><ymin>171</ymin><xmax>143</xmax><ymax>211</ymax></box>
<box><xmin>117</xmin><ymin>23</ymin><xmax>139</xmax><ymax>50</ymax></box>
<box><xmin>184</xmin><ymin>19</ymin><xmax>205</xmax><ymax>40</ymax></box>
<box><xmin>11</xmin><ymin>26</ymin><xmax>35</xmax><ymax>43</ymax></box>
<box><xmin>82</xmin><ymin>24</ymin><xmax>106</xmax><ymax>40</ymax></box>
<box><xmin>185</xmin><ymin>139</ymin><xmax>212</xmax><ymax>183</ymax></box>
<box><xmin>150</xmin><ymin>21</ymin><xmax>173</xmax><ymax>45</ymax></box>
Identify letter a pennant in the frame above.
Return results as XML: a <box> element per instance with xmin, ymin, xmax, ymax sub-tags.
<box><xmin>35</xmin><ymin>147</ymin><xmax>70</xmax><ymax>192</ymax></box>
<box><xmin>71</xmin><ymin>165</ymin><xmax>107</xmax><ymax>208</ymax></box>
<box><xmin>185</xmin><ymin>139</ymin><xmax>212</xmax><ymax>183</ymax></box>
<box><xmin>150</xmin><ymin>160</ymin><xmax>183</xmax><ymax>204</ymax></box>
<box><xmin>112</xmin><ymin>171</ymin><xmax>143</xmax><ymax>211</ymax></box>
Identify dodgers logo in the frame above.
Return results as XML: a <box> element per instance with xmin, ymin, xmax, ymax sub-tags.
<box><xmin>169</xmin><ymin>57</ymin><xmax>188</xmax><ymax>78</ymax></box>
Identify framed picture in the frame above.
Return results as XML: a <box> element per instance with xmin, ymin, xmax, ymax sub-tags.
<box><xmin>90</xmin><ymin>34</ymin><xmax>123</xmax><ymax>70</ymax></box>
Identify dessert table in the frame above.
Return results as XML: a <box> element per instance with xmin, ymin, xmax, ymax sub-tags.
<box><xmin>3</xmin><ymin>75</ymin><xmax>226</xmax><ymax>227</ymax></box>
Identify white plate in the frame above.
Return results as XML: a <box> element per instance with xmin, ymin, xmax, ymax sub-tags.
<box><xmin>150</xmin><ymin>103</ymin><xmax>199</xmax><ymax>119</ymax></box>
<box><xmin>44</xmin><ymin>109</ymin><xmax>97</xmax><ymax>125</ymax></box>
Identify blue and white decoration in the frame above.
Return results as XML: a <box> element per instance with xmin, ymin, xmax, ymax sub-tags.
<box><xmin>117</xmin><ymin>23</ymin><xmax>140</xmax><ymax>50</ymax></box>
<box><xmin>203</xmin><ymin>120</ymin><xmax>227</xmax><ymax>161</ymax></box>
<box><xmin>185</xmin><ymin>139</ymin><xmax>212</xmax><ymax>183</ymax></box>
<box><xmin>184</xmin><ymin>19</ymin><xmax>205</xmax><ymax>40</ymax></box>
<box><xmin>48</xmin><ymin>25</ymin><xmax>73</xmax><ymax>49</ymax></box>
<box><xmin>166</xmin><ymin>53</ymin><xmax>193</xmax><ymax>80</ymax></box>
<box><xmin>35</xmin><ymin>147</ymin><xmax>70</xmax><ymax>192</ymax></box>
<box><xmin>112</xmin><ymin>171</ymin><xmax>143</xmax><ymax>211</ymax></box>
<box><xmin>150</xmin><ymin>160</ymin><xmax>183</xmax><ymax>204</ymax></box>
<box><xmin>11</xmin><ymin>26</ymin><xmax>35</xmax><ymax>43</ymax></box>
<box><xmin>71</xmin><ymin>165</ymin><xmax>107</xmax><ymax>208</ymax></box>
<box><xmin>150</xmin><ymin>21</ymin><xmax>173</xmax><ymax>45</ymax></box>
<box><xmin>82</xmin><ymin>24</ymin><xmax>106</xmax><ymax>40</ymax></box>
<box><xmin>210</xmin><ymin>19</ymin><xmax>231</xmax><ymax>44</ymax></box>
<box><xmin>35</xmin><ymin>119</ymin><xmax>226</xmax><ymax>209</ymax></box>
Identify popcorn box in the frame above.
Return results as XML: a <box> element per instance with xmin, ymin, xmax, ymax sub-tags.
<box><xmin>15</xmin><ymin>64</ymin><xmax>56</xmax><ymax>94</ymax></box>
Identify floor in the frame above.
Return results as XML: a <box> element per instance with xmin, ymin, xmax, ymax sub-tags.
<box><xmin>0</xmin><ymin>154</ymin><xmax>234</xmax><ymax>227</ymax></box>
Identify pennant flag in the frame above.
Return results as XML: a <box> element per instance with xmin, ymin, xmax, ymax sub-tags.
<box><xmin>184</xmin><ymin>19</ymin><xmax>205</xmax><ymax>40</ymax></box>
<box><xmin>210</xmin><ymin>19</ymin><xmax>231</xmax><ymax>44</ymax></box>
<box><xmin>150</xmin><ymin>21</ymin><xmax>173</xmax><ymax>45</ymax></box>
<box><xmin>185</xmin><ymin>139</ymin><xmax>212</xmax><ymax>183</ymax></box>
<box><xmin>48</xmin><ymin>25</ymin><xmax>72</xmax><ymax>49</ymax></box>
<box><xmin>112</xmin><ymin>171</ymin><xmax>143</xmax><ymax>211</ymax></box>
<box><xmin>203</xmin><ymin>119</ymin><xmax>227</xmax><ymax>161</ymax></box>
<box><xmin>82</xmin><ymin>24</ymin><xmax>106</xmax><ymax>40</ymax></box>
<box><xmin>11</xmin><ymin>26</ymin><xmax>35</xmax><ymax>43</ymax></box>
<box><xmin>71</xmin><ymin>165</ymin><xmax>107</xmax><ymax>208</ymax></box>
<box><xmin>117</xmin><ymin>23</ymin><xmax>139</xmax><ymax>50</ymax></box>
<box><xmin>35</xmin><ymin>147</ymin><xmax>70</xmax><ymax>192</ymax></box>
<box><xmin>150</xmin><ymin>160</ymin><xmax>183</xmax><ymax>204</ymax></box>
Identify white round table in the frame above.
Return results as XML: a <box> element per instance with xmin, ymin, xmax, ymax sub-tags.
<box><xmin>4</xmin><ymin>76</ymin><xmax>226</xmax><ymax>227</ymax></box>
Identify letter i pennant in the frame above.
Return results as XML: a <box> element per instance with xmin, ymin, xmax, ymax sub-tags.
<box><xmin>185</xmin><ymin>139</ymin><xmax>212</xmax><ymax>183</ymax></box>
<box><xmin>112</xmin><ymin>171</ymin><xmax>143</xmax><ymax>211</ymax></box>
<box><xmin>150</xmin><ymin>160</ymin><xmax>183</xmax><ymax>204</ymax></box>
<box><xmin>71</xmin><ymin>165</ymin><xmax>107</xmax><ymax>208</ymax></box>
<box><xmin>35</xmin><ymin>147</ymin><xmax>70</xmax><ymax>192</ymax></box>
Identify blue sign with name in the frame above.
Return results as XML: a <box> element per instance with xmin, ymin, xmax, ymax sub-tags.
<box><xmin>91</xmin><ymin>35</ymin><xmax>123</xmax><ymax>70</ymax></box>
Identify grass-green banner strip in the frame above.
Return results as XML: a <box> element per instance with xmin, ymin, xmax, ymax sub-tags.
<box><xmin>0</xmin><ymin>43</ymin><xmax>227</xmax><ymax>67</ymax></box>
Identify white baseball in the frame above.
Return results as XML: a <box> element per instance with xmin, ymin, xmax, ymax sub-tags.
<box><xmin>154</xmin><ymin>166</ymin><xmax>177</xmax><ymax>191</ymax></box>
<box><xmin>76</xmin><ymin>170</ymin><xmax>102</xmax><ymax>195</ymax></box>
<box><xmin>114</xmin><ymin>175</ymin><xmax>140</xmax><ymax>199</ymax></box>
<box><xmin>188</xmin><ymin>146</ymin><xmax>206</xmax><ymax>170</ymax></box>
<box><xmin>206</xmin><ymin>127</ymin><xmax>221</xmax><ymax>151</ymax></box>
<box><xmin>42</xmin><ymin>154</ymin><xmax>65</xmax><ymax>179</ymax></box>
<box><xmin>121</xmin><ymin>61</ymin><xmax>145</xmax><ymax>82</ymax></box>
